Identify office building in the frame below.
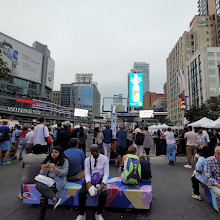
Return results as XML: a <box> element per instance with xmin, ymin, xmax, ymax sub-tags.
<box><xmin>143</xmin><ymin>92</ymin><xmax>167</xmax><ymax>112</ymax></box>
<box><xmin>0</xmin><ymin>32</ymin><xmax>55</xmax><ymax>123</ymax></box>
<box><xmin>166</xmin><ymin>15</ymin><xmax>216</xmax><ymax>124</ymax></box>
<box><xmin>133</xmin><ymin>62</ymin><xmax>150</xmax><ymax>93</ymax></box>
<box><xmin>186</xmin><ymin>45</ymin><xmax>220</xmax><ymax>107</ymax></box>
<box><xmin>60</xmin><ymin>74</ymin><xmax>101</xmax><ymax>120</ymax></box>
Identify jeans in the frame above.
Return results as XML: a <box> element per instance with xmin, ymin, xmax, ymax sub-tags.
<box><xmin>167</xmin><ymin>144</ymin><xmax>176</xmax><ymax>161</ymax></box>
<box><xmin>97</xmin><ymin>143</ymin><xmax>103</xmax><ymax>154</ymax></box>
<box><xmin>36</xmin><ymin>182</ymin><xmax>57</xmax><ymax>201</ymax></box>
<box><xmin>19</xmin><ymin>139</ymin><xmax>26</xmax><ymax>157</ymax></box>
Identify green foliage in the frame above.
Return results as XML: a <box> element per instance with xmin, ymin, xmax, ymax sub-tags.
<box><xmin>185</xmin><ymin>96</ymin><xmax>220</xmax><ymax>123</ymax></box>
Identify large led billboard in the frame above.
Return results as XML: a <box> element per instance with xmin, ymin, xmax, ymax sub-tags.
<box><xmin>129</xmin><ymin>73</ymin><xmax>143</xmax><ymax>107</ymax></box>
<box><xmin>74</xmin><ymin>108</ymin><xmax>88</xmax><ymax>117</ymax></box>
<box><xmin>0</xmin><ymin>32</ymin><xmax>43</xmax><ymax>83</ymax></box>
<box><xmin>139</xmin><ymin>110</ymin><xmax>154</xmax><ymax>118</ymax></box>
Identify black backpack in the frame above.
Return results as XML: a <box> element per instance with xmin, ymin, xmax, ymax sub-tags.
<box><xmin>135</xmin><ymin>132</ymin><xmax>145</xmax><ymax>145</ymax></box>
<box><xmin>0</xmin><ymin>127</ymin><xmax>7</xmax><ymax>142</ymax></box>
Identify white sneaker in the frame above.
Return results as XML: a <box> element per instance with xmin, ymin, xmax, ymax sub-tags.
<box><xmin>95</xmin><ymin>213</ymin><xmax>104</xmax><ymax>220</ymax></box>
<box><xmin>75</xmin><ymin>214</ymin><xmax>86</xmax><ymax>220</ymax></box>
<box><xmin>184</xmin><ymin>164</ymin><xmax>192</xmax><ymax>169</ymax></box>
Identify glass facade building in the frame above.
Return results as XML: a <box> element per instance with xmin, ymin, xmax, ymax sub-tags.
<box><xmin>60</xmin><ymin>83</ymin><xmax>100</xmax><ymax>119</ymax></box>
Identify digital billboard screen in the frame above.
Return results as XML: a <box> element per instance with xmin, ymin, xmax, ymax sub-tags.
<box><xmin>0</xmin><ymin>32</ymin><xmax>43</xmax><ymax>83</ymax></box>
<box><xmin>129</xmin><ymin>73</ymin><xmax>143</xmax><ymax>107</ymax></box>
<box><xmin>74</xmin><ymin>108</ymin><xmax>88</xmax><ymax>117</ymax></box>
<box><xmin>139</xmin><ymin>110</ymin><xmax>154</xmax><ymax>118</ymax></box>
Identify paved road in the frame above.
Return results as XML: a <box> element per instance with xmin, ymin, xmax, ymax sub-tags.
<box><xmin>0</xmin><ymin>155</ymin><xmax>219</xmax><ymax>220</ymax></box>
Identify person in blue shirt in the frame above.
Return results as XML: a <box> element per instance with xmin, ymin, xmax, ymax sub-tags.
<box><xmin>64</xmin><ymin>138</ymin><xmax>85</xmax><ymax>181</ymax></box>
<box><xmin>102</xmin><ymin>125</ymin><xmax>112</xmax><ymax>161</ymax></box>
<box><xmin>116</xmin><ymin>126</ymin><xmax>127</xmax><ymax>167</ymax></box>
<box><xmin>0</xmin><ymin>121</ymin><xmax>12</xmax><ymax>165</ymax></box>
<box><xmin>11</xmin><ymin>125</ymin><xmax>21</xmax><ymax>160</ymax></box>
<box><xmin>191</xmin><ymin>146</ymin><xmax>210</xmax><ymax>201</ymax></box>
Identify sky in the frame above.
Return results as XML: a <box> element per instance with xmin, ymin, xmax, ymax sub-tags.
<box><xmin>0</xmin><ymin>0</ymin><xmax>197</xmax><ymax>99</ymax></box>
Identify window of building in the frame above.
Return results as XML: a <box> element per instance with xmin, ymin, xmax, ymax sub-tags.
<box><xmin>207</xmin><ymin>38</ymin><xmax>209</xmax><ymax>41</ymax></box>
<box><xmin>208</xmin><ymin>69</ymin><xmax>216</xmax><ymax>75</ymax></box>
<box><xmin>208</xmin><ymin>52</ymin><xmax>214</xmax><ymax>56</ymax></box>
<box><xmin>210</xmin><ymin>78</ymin><xmax>216</xmax><ymax>84</ymax></box>
<box><xmin>217</xmin><ymin>52</ymin><xmax>220</xmax><ymax>57</ymax></box>
<box><xmin>187</xmin><ymin>48</ymin><xmax>191</xmax><ymax>52</ymax></box>
<box><xmin>187</xmin><ymin>41</ymin><xmax>191</xmax><ymax>46</ymax></box>
<box><xmin>206</xmin><ymin>31</ymin><xmax>209</xmax><ymax>34</ymax></box>
<box><xmin>208</xmin><ymin>60</ymin><xmax>215</xmax><ymax>65</ymax></box>
<box><xmin>210</xmin><ymin>87</ymin><xmax>217</xmax><ymax>93</ymax></box>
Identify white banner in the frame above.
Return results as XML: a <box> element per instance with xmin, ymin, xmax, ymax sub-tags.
<box><xmin>0</xmin><ymin>33</ymin><xmax>43</xmax><ymax>83</ymax></box>
<box><xmin>46</xmin><ymin>57</ymin><xmax>55</xmax><ymax>89</ymax></box>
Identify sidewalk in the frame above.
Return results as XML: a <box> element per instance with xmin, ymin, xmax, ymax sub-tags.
<box><xmin>0</xmin><ymin>156</ymin><xmax>218</xmax><ymax>220</ymax></box>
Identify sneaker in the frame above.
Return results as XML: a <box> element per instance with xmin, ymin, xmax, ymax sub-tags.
<box><xmin>53</xmin><ymin>197</ymin><xmax>61</xmax><ymax>210</ymax></box>
<box><xmin>95</xmin><ymin>213</ymin><xmax>104</xmax><ymax>220</ymax></box>
<box><xmin>18</xmin><ymin>194</ymin><xmax>23</xmax><ymax>200</ymax></box>
<box><xmin>184</xmin><ymin>164</ymin><xmax>192</xmax><ymax>169</ymax></box>
<box><xmin>75</xmin><ymin>214</ymin><xmax>86</xmax><ymax>220</ymax></box>
<box><xmin>192</xmin><ymin>193</ymin><xmax>202</xmax><ymax>201</ymax></box>
<box><xmin>18</xmin><ymin>157</ymin><xmax>23</xmax><ymax>160</ymax></box>
<box><xmin>2</xmin><ymin>161</ymin><xmax>11</xmax><ymax>165</ymax></box>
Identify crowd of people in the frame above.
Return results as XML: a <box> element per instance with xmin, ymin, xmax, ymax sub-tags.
<box><xmin>0</xmin><ymin>117</ymin><xmax>220</xmax><ymax>218</ymax></box>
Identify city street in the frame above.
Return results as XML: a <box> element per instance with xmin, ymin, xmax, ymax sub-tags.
<box><xmin>0</xmin><ymin>154</ymin><xmax>219</xmax><ymax>220</ymax></box>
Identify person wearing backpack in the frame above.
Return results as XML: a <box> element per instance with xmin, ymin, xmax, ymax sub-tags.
<box><xmin>0</xmin><ymin>120</ymin><xmax>12</xmax><ymax>165</ymax></box>
<box><xmin>119</xmin><ymin>146</ymin><xmax>141</xmax><ymax>185</ymax></box>
<box><xmin>133</xmin><ymin>126</ymin><xmax>144</xmax><ymax>156</ymax></box>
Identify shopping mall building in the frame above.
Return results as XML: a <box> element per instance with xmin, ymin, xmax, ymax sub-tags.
<box><xmin>0</xmin><ymin>32</ymin><xmax>71</xmax><ymax>124</ymax></box>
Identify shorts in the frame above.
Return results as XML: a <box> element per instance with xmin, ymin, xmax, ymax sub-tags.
<box><xmin>144</xmin><ymin>148</ymin><xmax>150</xmax><ymax>155</ymax></box>
<box><xmin>116</xmin><ymin>145</ymin><xmax>128</xmax><ymax>156</ymax></box>
<box><xmin>0</xmin><ymin>141</ymin><xmax>11</xmax><ymax>151</ymax></box>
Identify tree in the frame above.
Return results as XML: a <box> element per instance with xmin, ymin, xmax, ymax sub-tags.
<box><xmin>185</xmin><ymin>96</ymin><xmax>220</xmax><ymax>123</ymax></box>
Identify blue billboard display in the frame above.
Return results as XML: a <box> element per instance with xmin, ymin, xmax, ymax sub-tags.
<box><xmin>129</xmin><ymin>73</ymin><xmax>143</xmax><ymax>107</ymax></box>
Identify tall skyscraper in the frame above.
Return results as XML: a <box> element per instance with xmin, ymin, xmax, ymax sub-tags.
<box><xmin>133</xmin><ymin>62</ymin><xmax>149</xmax><ymax>93</ymax></box>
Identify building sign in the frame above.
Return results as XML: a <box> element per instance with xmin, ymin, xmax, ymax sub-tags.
<box><xmin>139</xmin><ymin>110</ymin><xmax>154</xmax><ymax>118</ymax></box>
<box><xmin>46</xmin><ymin>57</ymin><xmax>55</xmax><ymax>90</ymax></box>
<box><xmin>16</xmin><ymin>98</ymin><xmax>37</xmax><ymax>104</ymax></box>
<box><xmin>0</xmin><ymin>32</ymin><xmax>43</xmax><ymax>83</ymax></box>
<box><xmin>8</xmin><ymin>107</ymin><xmax>41</xmax><ymax>114</ymax></box>
<box><xmin>129</xmin><ymin>73</ymin><xmax>143</xmax><ymax>107</ymax></box>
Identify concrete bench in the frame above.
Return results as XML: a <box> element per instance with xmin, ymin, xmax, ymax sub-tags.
<box><xmin>204</xmin><ymin>186</ymin><xmax>218</xmax><ymax>212</ymax></box>
<box><xmin>23</xmin><ymin>177</ymin><xmax>152</xmax><ymax>210</ymax></box>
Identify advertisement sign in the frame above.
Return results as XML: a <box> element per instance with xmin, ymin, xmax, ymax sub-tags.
<box><xmin>0</xmin><ymin>32</ymin><xmax>43</xmax><ymax>83</ymax></box>
<box><xmin>46</xmin><ymin>57</ymin><xmax>55</xmax><ymax>89</ymax></box>
<box><xmin>74</xmin><ymin>108</ymin><xmax>88</xmax><ymax>117</ymax></box>
<box><xmin>129</xmin><ymin>73</ymin><xmax>143</xmax><ymax>107</ymax></box>
<box><xmin>139</xmin><ymin>110</ymin><xmax>154</xmax><ymax>118</ymax></box>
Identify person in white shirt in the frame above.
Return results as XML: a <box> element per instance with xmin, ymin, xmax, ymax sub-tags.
<box><xmin>33</xmin><ymin>117</ymin><xmax>49</xmax><ymax>153</ymax></box>
<box><xmin>161</xmin><ymin>128</ymin><xmax>176</xmax><ymax>165</ymax></box>
<box><xmin>25</xmin><ymin>126</ymin><xmax>34</xmax><ymax>154</ymax></box>
<box><xmin>76</xmin><ymin>144</ymin><xmax>109</xmax><ymax>220</ymax></box>
<box><xmin>184</xmin><ymin>126</ymin><xmax>198</xmax><ymax>169</ymax></box>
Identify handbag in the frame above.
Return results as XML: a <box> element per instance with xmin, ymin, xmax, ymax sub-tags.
<box><xmin>35</xmin><ymin>174</ymin><xmax>55</xmax><ymax>187</ymax></box>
